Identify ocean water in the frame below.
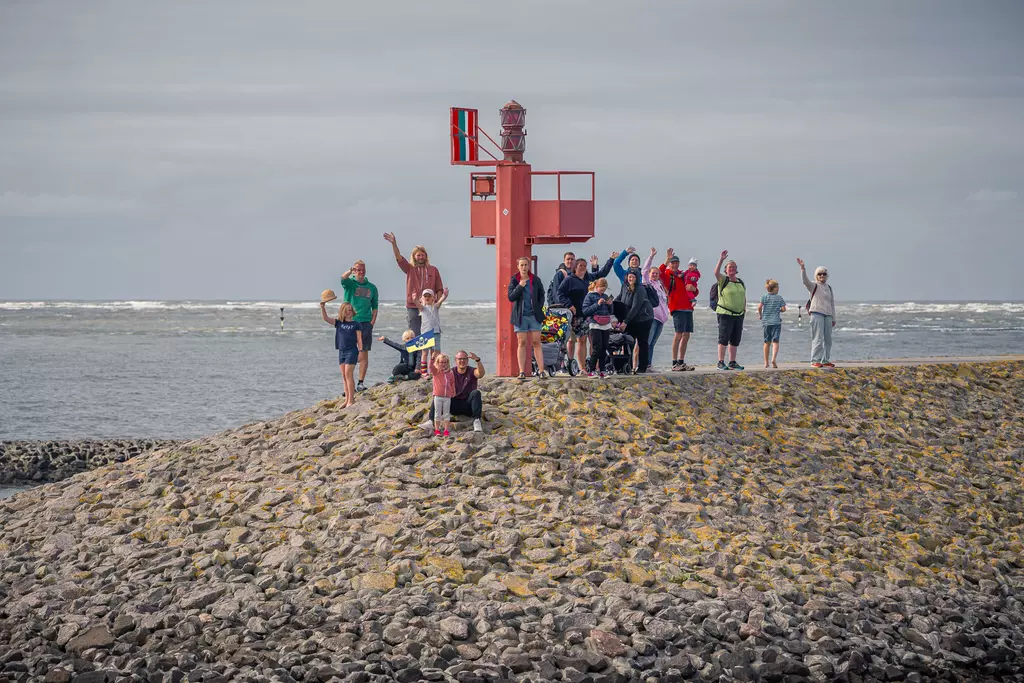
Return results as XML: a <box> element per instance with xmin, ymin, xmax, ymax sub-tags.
<box><xmin>1</xmin><ymin>300</ymin><xmax>1022</xmax><ymax>441</ymax></box>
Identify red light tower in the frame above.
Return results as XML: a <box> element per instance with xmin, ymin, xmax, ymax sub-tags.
<box><xmin>451</xmin><ymin>101</ymin><xmax>596</xmax><ymax>376</ymax></box>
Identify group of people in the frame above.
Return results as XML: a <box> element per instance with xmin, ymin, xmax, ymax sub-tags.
<box><xmin>320</xmin><ymin>232</ymin><xmax>838</xmax><ymax>431</ymax></box>
<box><xmin>509</xmin><ymin>248</ymin><xmax>837</xmax><ymax>376</ymax></box>
<box><xmin>319</xmin><ymin>234</ymin><xmax>486</xmax><ymax>434</ymax></box>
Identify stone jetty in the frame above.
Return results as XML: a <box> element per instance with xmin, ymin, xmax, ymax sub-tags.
<box><xmin>1</xmin><ymin>440</ymin><xmax>182</xmax><ymax>485</ymax></box>
<box><xmin>1</xmin><ymin>362</ymin><xmax>1022</xmax><ymax>682</ymax></box>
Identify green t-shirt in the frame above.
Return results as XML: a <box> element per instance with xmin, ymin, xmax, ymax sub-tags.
<box><xmin>340</xmin><ymin>276</ymin><xmax>379</xmax><ymax>323</ymax></box>
<box><xmin>716</xmin><ymin>276</ymin><xmax>746</xmax><ymax>316</ymax></box>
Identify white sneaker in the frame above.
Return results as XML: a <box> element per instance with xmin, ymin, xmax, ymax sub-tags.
<box><xmin>472</xmin><ymin>419</ymin><xmax>483</xmax><ymax>433</ymax></box>
<box><xmin>418</xmin><ymin>420</ymin><xmax>434</xmax><ymax>431</ymax></box>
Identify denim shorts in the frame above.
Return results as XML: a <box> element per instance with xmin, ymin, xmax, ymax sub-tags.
<box><xmin>339</xmin><ymin>348</ymin><xmax>359</xmax><ymax>365</ymax></box>
<box><xmin>514</xmin><ymin>316</ymin><xmax>543</xmax><ymax>333</ymax></box>
<box><xmin>762</xmin><ymin>324</ymin><xmax>782</xmax><ymax>343</ymax></box>
<box><xmin>672</xmin><ymin>310</ymin><xmax>694</xmax><ymax>333</ymax></box>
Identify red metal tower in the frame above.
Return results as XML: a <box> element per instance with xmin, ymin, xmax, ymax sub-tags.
<box><xmin>451</xmin><ymin>101</ymin><xmax>596</xmax><ymax>376</ymax></box>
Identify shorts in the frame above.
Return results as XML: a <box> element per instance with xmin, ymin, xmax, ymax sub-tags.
<box><xmin>514</xmin><ymin>316</ymin><xmax>543</xmax><ymax>333</ymax></box>
<box><xmin>571</xmin><ymin>318</ymin><xmax>588</xmax><ymax>339</ymax></box>
<box><xmin>762</xmin><ymin>324</ymin><xmax>782</xmax><ymax>343</ymax></box>
<box><xmin>717</xmin><ymin>314</ymin><xmax>744</xmax><ymax>347</ymax></box>
<box><xmin>339</xmin><ymin>348</ymin><xmax>359</xmax><ymax>365</ymax></box>
<box><xmin>358</xmin><ymin>322</ymin><xmax>373</xmax><ymax>351</ymax></box>
<box><xmin>672</xmin><ymin>310</ymin><xmax>694</xmax><ymax>334</ymax></box>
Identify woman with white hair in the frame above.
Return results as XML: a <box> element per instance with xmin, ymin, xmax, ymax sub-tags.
<box><xmin>797</xmin><ymin>258</ymin><xmax>836</xmax><ymax>368</ymax></box>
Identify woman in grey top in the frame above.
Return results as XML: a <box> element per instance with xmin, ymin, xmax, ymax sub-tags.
<box><xmin>797</xmin><ymin>258</ymin><xmax>836</xmax><ymax>367</ymax></box>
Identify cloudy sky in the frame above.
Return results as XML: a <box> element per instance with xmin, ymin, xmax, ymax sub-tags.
<box><xmin>1</xmin><ymin>0</ymin><xmax>1022</xmax><ymax>301</ymax></box>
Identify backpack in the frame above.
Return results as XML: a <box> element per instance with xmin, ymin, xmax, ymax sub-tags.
<box><xmin>644</xmin><ymin>283</ymin><xmax>660</xmax><ymax>310</ymax></box>
<box><xmin>546</xmin><ymin>268</ymin><xmax>566</xmax><ymax>306</ymax></box>
<box><xmin>710</xmin><ymin>277</ymin><xmax>744</xmax><ymax>313</ymax></box>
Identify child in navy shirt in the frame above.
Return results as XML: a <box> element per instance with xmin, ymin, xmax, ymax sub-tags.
<box><xmin>321</xmin><ymin>301</ymin><xmax>363</xmax><ymax>407</ymax></box>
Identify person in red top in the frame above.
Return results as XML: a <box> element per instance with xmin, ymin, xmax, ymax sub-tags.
<box><xmin>683</xmin><ymin>257</ymin><xmax>701</xmax><ymax>304</ymax></box>
<box><xmin>383</xmin><ymin>232</ymin><xmax>444</xmax><ymax>337</ymax></box>
<box><xmin>659</xmin><ymin>248</ymin><xmax>697</xmax><ymax>371</ymax></box>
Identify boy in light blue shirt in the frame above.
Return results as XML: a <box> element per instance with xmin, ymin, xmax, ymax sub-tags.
<box><xmin>757</xmin><ymin>279</ymin><xmax>787</xmax><ymax>368</ymax></box>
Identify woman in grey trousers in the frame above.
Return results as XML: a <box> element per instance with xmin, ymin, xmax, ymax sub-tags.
<box><xmin>797</xmin><ymin>258</ymin><xmax>836</xmax><ymax>367</ymax></box>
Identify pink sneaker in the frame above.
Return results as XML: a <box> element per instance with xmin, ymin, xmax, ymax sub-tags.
<box><xmin>599</xmin><ymin>371</ymin><xmax>606</xmax><ymax>378</ymax></box>
<box><xmin>443</xmin><ymin>429</ymin><xmax>450</xmax><ymax>437</ymax></box>
<box><xmin>434</xmin><ymin>429</ymin><xmax>441</xmax><ymax>436</ymax></box>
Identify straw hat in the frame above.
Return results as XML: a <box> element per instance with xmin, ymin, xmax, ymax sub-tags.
<box><xmin>320</xmin><ymin>289</ymin><xmax>337</xmax><ymax>303</ymax></box>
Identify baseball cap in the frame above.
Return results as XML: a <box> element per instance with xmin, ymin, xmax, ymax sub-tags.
<box><xmin>668</xmin><ymin>255</ymin><xmax>680</xmax><ymax>263</ymax></box>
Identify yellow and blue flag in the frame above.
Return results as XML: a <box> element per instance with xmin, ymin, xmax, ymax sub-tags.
<box><xmin>406</xmin><ymin>330</ymin><xmax>436</xmax><ymax>352</ymax></box>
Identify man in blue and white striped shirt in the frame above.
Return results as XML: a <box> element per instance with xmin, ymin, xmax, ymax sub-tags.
<box><xmin>758</xmin><ymin>280</ymin><xmax>787</xmax><ymax>368</ymax></box>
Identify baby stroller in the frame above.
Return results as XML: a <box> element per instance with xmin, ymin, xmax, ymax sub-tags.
<box><xmin>531</xmin><ymin>306</ymin><xmax>580</xmax><ymax>377</ymax></box>
<box><xmin>607</xmin><ymin>331</ymin><xmax>635</xmax><ymax>375</ymax></box>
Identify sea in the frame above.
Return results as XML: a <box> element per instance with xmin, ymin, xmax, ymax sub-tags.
<box><xmin>1</xmin><ymin>300</ymin><xmax>1022</xmax><ymax>447</ymax></box>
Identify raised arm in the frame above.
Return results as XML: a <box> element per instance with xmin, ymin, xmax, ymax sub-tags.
<box><xmin>470</xmin><ymin>352</ymin><xmax>485</xmax><ymax>378</ymax></box>
<box><xmin>383</xmin><ymin>232</ymin><xmax>404</xmax><ymax>265</ymax></box>
<box><xmin>592</xmin><ymin>257</ymin><xmax>614</xmax><ymax>279</ymax></box>
<box><xmin>641</xmin><ymin>247</ymin><xmax>656</xmax><ymax>274</ymax></box>
<box><xmin>320</xmin><ymin>302</ymin><xmax>336</xmax><ymax>325</ymax></box>
<box><xmin>612</xmin><ymin>249</ymin><xmax>630</xmax><ymax>282</ymax></box>
<box><xmin>797</xmin><ymin>257</ymin><xmax>814</xmax><ymax>292</ymax></box>
<box><xmin>714</xmin><ymin>250</ymin><xmax>728</xmax><ymax>282</ymax></box>
<box><xmin>435</xmin><ymin>287</ymin><xmax>450</xmax><ymax>306</ymax></box>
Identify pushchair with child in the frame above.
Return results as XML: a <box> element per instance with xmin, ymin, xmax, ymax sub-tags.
<box><xmin>530</xmin><ymin>306</ymin><xmax>580</xmax><ymax>377</ymax></box>
<box><xmin>606</xmin><ymin>330</ymin><xmax>635</xmax><ymax>375</ymax></box>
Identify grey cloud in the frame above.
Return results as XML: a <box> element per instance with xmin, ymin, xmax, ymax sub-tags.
<box><xmin>1</xmin><ymin>0</ymin><xmax>1023</xmax><ymax>301</ymax></box>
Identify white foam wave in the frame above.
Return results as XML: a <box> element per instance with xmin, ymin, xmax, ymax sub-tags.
<box><xmin>0</xmin><ymin>299</ymin><xmax>500</xmax><ymax>312</ymax></box>
<box><xmin>856</xmin><ymin>302</ymin><xmax>1024</xmax><ymax>314</ymax></box>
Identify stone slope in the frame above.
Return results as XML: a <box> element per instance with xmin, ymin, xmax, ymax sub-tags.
<box><xmin>1</xmin><ymin>362</ymin><xmax>1022</xmax><ymax>683</ymax></box>
<box><xmin>0</xmin><ymin>440</ymin><xmax>183</xmax><ymax>484</ymax></box>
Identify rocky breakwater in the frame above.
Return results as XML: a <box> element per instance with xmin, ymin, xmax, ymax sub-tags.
<box><xmin>0</xmin><ymin>440</ymin><xmax>183</xmax><ymax>485</ymax></box>
<box><xmin>1</xmin><ymin>362</ymin><xmax>1023</xmax><ymax>683</ymax></box>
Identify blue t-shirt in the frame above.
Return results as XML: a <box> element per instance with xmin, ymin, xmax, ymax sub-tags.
<box><xmin>334</xmin><ymin>320</ymin><xmax>360</xmax><ymax>351</ymax></box>
<box><xmin>522</xmin><ymin>280</ymin><xmax>535</xmax><ymax>318</ymax></box>
<box><xmin>760</xmin><ymin>293</ymin><xmax>787</xmax><ymax>326</ymax></box>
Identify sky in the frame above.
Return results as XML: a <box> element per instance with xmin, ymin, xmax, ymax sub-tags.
<box><xmin>1</xmin><ymin>0</ymin><xmax>1022</xmax><ymax>302</ymax></box>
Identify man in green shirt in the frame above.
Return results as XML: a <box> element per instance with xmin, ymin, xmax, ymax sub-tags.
<box><xmin>714</xmin><ymin>249</ymin><xmax>746</xmax><ymax>371</ymax></box>
<box><xmin>340</xmin><ymin>260</ymin><xmax>379</xmax><ymax>391</ymax></box>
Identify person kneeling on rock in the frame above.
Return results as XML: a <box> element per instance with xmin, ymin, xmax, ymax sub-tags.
<box><xmin>378</xmin><ymin>330</ymin><xmax>422</xmax><ymax>383</ymax></box>
<box><xmin>420</xmin><ymin>349</ymin><xmax>486</xmax><ymax>433</ymax></box>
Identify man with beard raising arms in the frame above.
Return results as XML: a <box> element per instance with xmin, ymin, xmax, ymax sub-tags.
<box><xmin>383</xmin><ymin>232</ymin><xmax>445</xmax><ymax>337</ymax></box>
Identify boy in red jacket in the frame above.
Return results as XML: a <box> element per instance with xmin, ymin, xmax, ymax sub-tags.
<box><xmin>659</xmin><ymin>249</ymin><xmax>697</xmax><ymax>371</ymax></box>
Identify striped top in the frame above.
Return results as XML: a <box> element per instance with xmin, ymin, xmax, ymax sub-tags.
<box><xmin>759</xmin><ymin>293</ymin><xmax>787</xmax><ymax>326</ymax></box>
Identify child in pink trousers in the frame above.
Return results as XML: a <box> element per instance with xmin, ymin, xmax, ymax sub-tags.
<box><xmin>431</xmin><ymin>354</ymin><xmax>456</xmax><ymax>436</ymax></box>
